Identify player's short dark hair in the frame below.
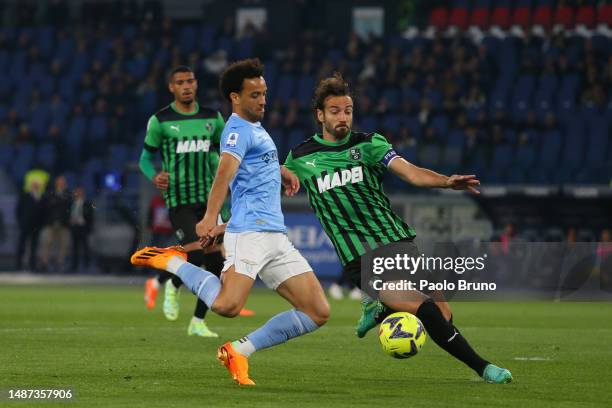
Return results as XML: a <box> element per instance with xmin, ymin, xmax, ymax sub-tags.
<box><xmin>167</xmin><ymin>66</ymin><xmax>194</xmax><ymax>83</ymax></box>
<box><xmin>313</xmin><ymin>72</ymin><xmax>351</xmax><ymax>113</ymax></box>
<box><xmin>219</xmin><ymin>58</ymin><xmax>265</xmax><ymax>102</ymax></box>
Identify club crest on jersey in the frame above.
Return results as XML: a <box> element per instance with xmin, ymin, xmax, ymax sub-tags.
<box><xmin>176</xmin><ymin>139</ymin><xmax>211</xmax><ymax>153</ymax></box>
<box><xmin>350</xmin><ymin>148</ymin><xmax>361</xmax><ymax>160</ymax></box>
<box><xmin>316</xmin><ymin>166</ymin><xmax>363</xmax><ymax>193</ymax></box>
<box><xmin>205</xmin><ymin>122</ymin><xmax>213</xmax><ymax>133</ymax></box>
<box><xmin>226</xmin><ymin>132</ymin><xmax>239</xmax><ymax>147</ymax></box>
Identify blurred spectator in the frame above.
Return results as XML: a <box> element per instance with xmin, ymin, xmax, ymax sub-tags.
<box><xmin>148</xmin><ymin>193</ymin><xmax>173</xmax><ymax>247</ymax></box>
<box><xmin>15</xmin><ymin>180</ymin><xmax>45</xmax><ymax>270</ymax></box>
<box><xmin>23</xmin><ymin>167</ymin><xmax>50</xmax><ymax>194</ymax></box>
<box><xmin>500</xmin><ymin>223</ymin><xmax>516</xmax><ymax>253</ymax></box>
<box><xmin>39</xmin><ymin>175</ymin><xmax>71</xmax><ymax>272</ymax></box>
<box><xmin>69</xmin><ymin>187</ymin><xmax>94</xmax><ymax>272</ymax></box>
<box><xmin>566</xmin><ymin>227</ymin><xmax>577</xmax><ymax>243</ymax></box>
<box><xmin>203</xmin><ymin>50</ymin><xmax>228</xmax><ymax>76</ymax></box>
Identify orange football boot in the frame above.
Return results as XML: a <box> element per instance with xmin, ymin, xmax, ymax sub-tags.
<box><xmin>238</xmin><ymin>308</ymin><xmax>256</xmax><ymax>317</ymax></box>
<box><xmin>144</xmin><ymin>278</ymin><xmax>159</xmax><ymax>309</ymax></box>
<box><xmin>217</xmin><ymin>342</ymin><xmax>255</xmax><ymax>385</ymax></box>
<box><xmin>130</xmin><ymin>246</ymin><xmax>187</xmax><ymax>270</ymax></box>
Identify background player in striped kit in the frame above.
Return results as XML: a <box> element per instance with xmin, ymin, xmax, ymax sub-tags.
<box><xmin>138</xmin><ymin>66</ymin><xmax>252</xmax><ymax>338</ymax></box>
<box><xmin>283</xmin><ymin>73</ymin><xmax>512</xmax><ymax>384</ymax></box>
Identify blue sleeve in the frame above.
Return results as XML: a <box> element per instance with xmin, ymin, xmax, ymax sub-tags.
<box><xmin>220</xmin><ymin>127</ymin><xmax>251</xmax><ymax>162</ymax></box>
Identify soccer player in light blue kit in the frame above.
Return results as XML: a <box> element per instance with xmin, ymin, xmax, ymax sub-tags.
<box><xmin>131</xmin><ymin>59</ymin><xmax>329</xmax><ymax>385</ymax></box>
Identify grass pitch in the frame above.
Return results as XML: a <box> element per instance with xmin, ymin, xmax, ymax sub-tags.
<box><xmin>1</xmin><ymin>284</ymin><xmax>611</xmax><ymax>407</ymax></box>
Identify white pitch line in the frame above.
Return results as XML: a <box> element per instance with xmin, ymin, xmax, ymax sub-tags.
<box><xmin>513</xmin><ymin>357</ymin><xmax>552</xmax><ymax>361</ymax></box>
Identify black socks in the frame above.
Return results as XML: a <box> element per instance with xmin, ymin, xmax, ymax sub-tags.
<box><xmin>416</xmin><ymin>299</ymin><xmax>489</xmax><ymax>376</ymax></box>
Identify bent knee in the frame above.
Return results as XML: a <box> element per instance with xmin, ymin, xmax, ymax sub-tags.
<box><xmin>309</xmin><ymin>303</ymin><xmax>330</xmax><ymax>327</ymax></box>
<box><xmin>212</xmin><ymin>300</ymin><xmax>242</xmax><ymax>318</ymax></box>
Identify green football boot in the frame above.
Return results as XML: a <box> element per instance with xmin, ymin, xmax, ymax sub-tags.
<box><xmin>356</xmin><ymin>298</ymin><xmax>386</xmax><ymax>338</ymax></box>
<box><xmin>482</xmin><ymin>364</ymin><xmax>513</xmax><ymax>384</ymax></box>
<box><xmin>187</xmin><ymin>319</ymin><xmax>219</xmax><ymax>338</ymax></box>
<box><xmin>163</xmin><ymin>281</ymin><xmax>180</xmax><ymax>321</ymax></box>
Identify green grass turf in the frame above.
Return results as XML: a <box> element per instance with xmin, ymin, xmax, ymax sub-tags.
<box><xmin>1</xmin><ymin>285</ymin><xmax>611</xmax><ymax>408</ymax></box>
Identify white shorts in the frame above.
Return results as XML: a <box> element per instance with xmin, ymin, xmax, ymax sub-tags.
<box><xmin>222</xmin><ymin>231</ymin><xmax>312</xmax><ymax>289</ymax></box>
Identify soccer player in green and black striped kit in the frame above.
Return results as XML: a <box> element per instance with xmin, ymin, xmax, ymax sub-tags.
<box><xmin>283</xmin><ymin>74</ymin><xmax>512</xmax><ymax>383</ymax></box>
<box><xmin>138</xmin><ymin>66</ymin><xmax>248</xmax><ymax>338</ymax></box>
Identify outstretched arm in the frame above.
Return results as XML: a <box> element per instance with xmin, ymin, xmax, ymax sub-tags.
<box><xmin>196</xmin><ymin>152</ymin><xmax>240</xmax><ymax>238</ymax></box>
<box><xmin>388</xmin><ymin>157</ymin><xmax>480</xmax><ymax>194</ymax></box>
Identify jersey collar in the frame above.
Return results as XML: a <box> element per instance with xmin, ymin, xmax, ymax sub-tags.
<box><xmin>231</xmin><ymin>112</ymin><xmax>262</xmax><ymax>127</ymax></box>
<box><xmin>170</xmin><ymin>101</ymin><xmax>199</xmax><ymax>116</ymax></box>
<box><xmin>313</xmin><ymin>131</ymin><xmax>352</xmax><ymax>146</ymax></box>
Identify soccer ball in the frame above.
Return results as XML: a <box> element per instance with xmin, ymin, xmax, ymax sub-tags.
<box><xmin>378</xmin><ymin>312</ymin><xmax>426</xmax><ymax>359</ymax></box>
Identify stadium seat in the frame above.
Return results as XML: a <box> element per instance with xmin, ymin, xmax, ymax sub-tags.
<box><xmin>107</xmin><ymin>144</ymin><xmax>130</xmax><ymax>170</ymax></box>
<box><xmin>382</xmin><ymin>115</ymin><xmax>401</xmax><ymax>133</ymax></box>
<box><xmin>179</xmin><ymin>25</ymin><xmax>197</xmax><ymax>55</ymax></box>
<box><xmin>296</xmin><ymin>75</ymin><xmax>315</xmax><ymax>108</ymax></box>
<box><xmin>511</xmin><ymin>7</ymin><xmax>532</xmax><ymax>28</ymax></box>
<box><xmin>268</xmin><ymin>128</ymin><xmax>284</xmax><ymax>156</ymax></box>
<box><xmin>236</xmin><ymin>37</ymin><xmax>254</xmax><ymax>60</ymax></box>
<box><xmin>469</xmin><ymin>8</ymin><xmax>489</xmax><ymax>28</ymax></box>
<box><xmin>429</xmin><ymin>7</ymin><xmax>449</xmax><ymax>30</ymax></box>
<box><xmin>36</xmin><ymin>143</ymin><xmax>56</xmax><ymax>169</ymax></box>
<box><xmin>597</xmin><ymin>4</ymin><xmax>612</xmax><ymax>26</ymax></box>
<box><xmin>560</xmin><ymin>119</ymin><xmax>586</xmax><ymax>174</ymax></box>
<box><xmin>449</xmin><ymin>7</ymin><xmax>469</xmax><ymax>30</ymax></box>
<box><xmin>532</xmin><ymin>5</ymin><xmax>552</xmax><ymax>28</ymax></box>
<box><xmin>360</xmin><ymin>115</ymin><xmax>379</xmax><ymax>133</ymax></box>
<box><xmin>430</xmin><ymin>115</ymin><xmax>449</xmax><ymax>140</ymax></box>
<box><xmin>89</xmin><ymin>115</ymin><xmax>108</xmax><ymax>143</ymax></box>
<box><xmin>576</xmin><ymin>6</ymin><xmax>596</xmax><ymax>28</ymax></box>
<box><xmin>382</xmin><ymin>88</ymin><xmax>400</xmax><ymax>107</ymax></box>
<box><xmin>554</xmin><ymin>6</ymin><xmax>574</xmax><ymax>28</ymax></box>
<box><xmin>511</xmin><ymin>74</ymin><xmax>535</xmax><ymax>122</ymax></box>
<box><xmin>275</xmin><ymin>74</ymin><xmax>295</xmax><ymax>103</ymax></box>
<box><xmin>447</xmin><ymin>130</ymin><xmax>464</xmax><ymax>149</ymax></box>
<box><xmin>10</xmin><ymin>143</ymin><xmax>35</xmax><ymax>183</ymax></box>
<box><xmin>286</xmin><ymin>129</ymin><xmax>307</xmax><ymax>158</ymax></box>
<box><xmin>440</xmin><ymin>147</ymin><xmax>462</xmax><ymax>171</ymax></box>
<box><xmin>585</xmin><ymin>115</ymin><xmax>609</xmax><ymax>166</ymax></box>
<box><xmin>417</xmin><ymin>145</ymin><xmax>441</xmax><ymax>168</ymax></box>
<box><xmin>515</xmin><ymin>142</ymin><xmax>536</xmax><ymax>168</ymax></box>
<box><xmin>490</xmin><ymin>7</ymin><xmax>511</xmax><ymax>28</ymax></box>
<box><xmin>199</xmin><ymin>25</ymin><xmax>216</xmax><ymax>54</ymax></box>
<box><xmin>490</xmin><ymin>144</ymin><xmax>513</xmax><ymax>182</ymax></box>
<box><xmin>0</xmin><ymin>144</ymin><xmax>13</xmax><ymax>169</ymax></box>
<box><xmin>397</xmin><ymin>146</ymin><xmax>417</xmax><ymax>164</ymax></box>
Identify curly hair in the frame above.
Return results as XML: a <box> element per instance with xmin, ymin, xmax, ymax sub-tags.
<box><xmin>219</xmin><ymin>58</ymin><xmax>265</xmax><ymax>102</ymax></box>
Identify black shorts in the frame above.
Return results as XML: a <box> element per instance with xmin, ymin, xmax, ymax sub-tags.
<box><xmin>344</xmin><ymin>238</ymin><xmax>420</xmax><ymax>289</ymax></box>
<box><xmin>168</xmin><ymin>204</ymin><xmax>206</xmax><ymax>245</ymax></box>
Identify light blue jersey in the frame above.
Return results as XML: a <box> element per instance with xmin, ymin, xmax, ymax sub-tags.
<box><xmin>220</xmin><ymin>113</ymin><xmax>286</xmax><ymax>233</ymax></box>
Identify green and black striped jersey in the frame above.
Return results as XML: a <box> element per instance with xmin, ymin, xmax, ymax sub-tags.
<box><xmin>144</xmin><ymin>102</ymin><xmax>224</xmax><ymax>208</ymax></box>
<box><xmin>284</xmin><ymin>131</ymin><xmax>416</xmax><ymax>265</ymax></box>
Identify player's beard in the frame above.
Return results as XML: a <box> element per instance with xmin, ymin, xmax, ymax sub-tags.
<box><xmin>245</xmin><ymin>107</ymin><xmax>264</xmax><ymax>122</ymax></box>
<box><xmin>324</xmin><ymin>121</ymin><xmax>350</xmax><ymax>140</ymax></box>
<box><xmin>181</xmin><ymin>96</ymin><xmax>195</xmax><ymax>105</ymax></box>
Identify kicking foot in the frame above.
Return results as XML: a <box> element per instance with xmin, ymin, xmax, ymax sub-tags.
<box><xmin>482</xmin><ymin>364</ymin><xmax>513</xmax><ymax>384</ymax></box>
<box><xmin>130</xmin><ymin>246</ymin><xmax>187</xmax><ymax>271</ymax></box>
<box><xmin>217</xmin><ymin>342</ymin><xmax>255</xmax><ymax>385</ymax></box>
